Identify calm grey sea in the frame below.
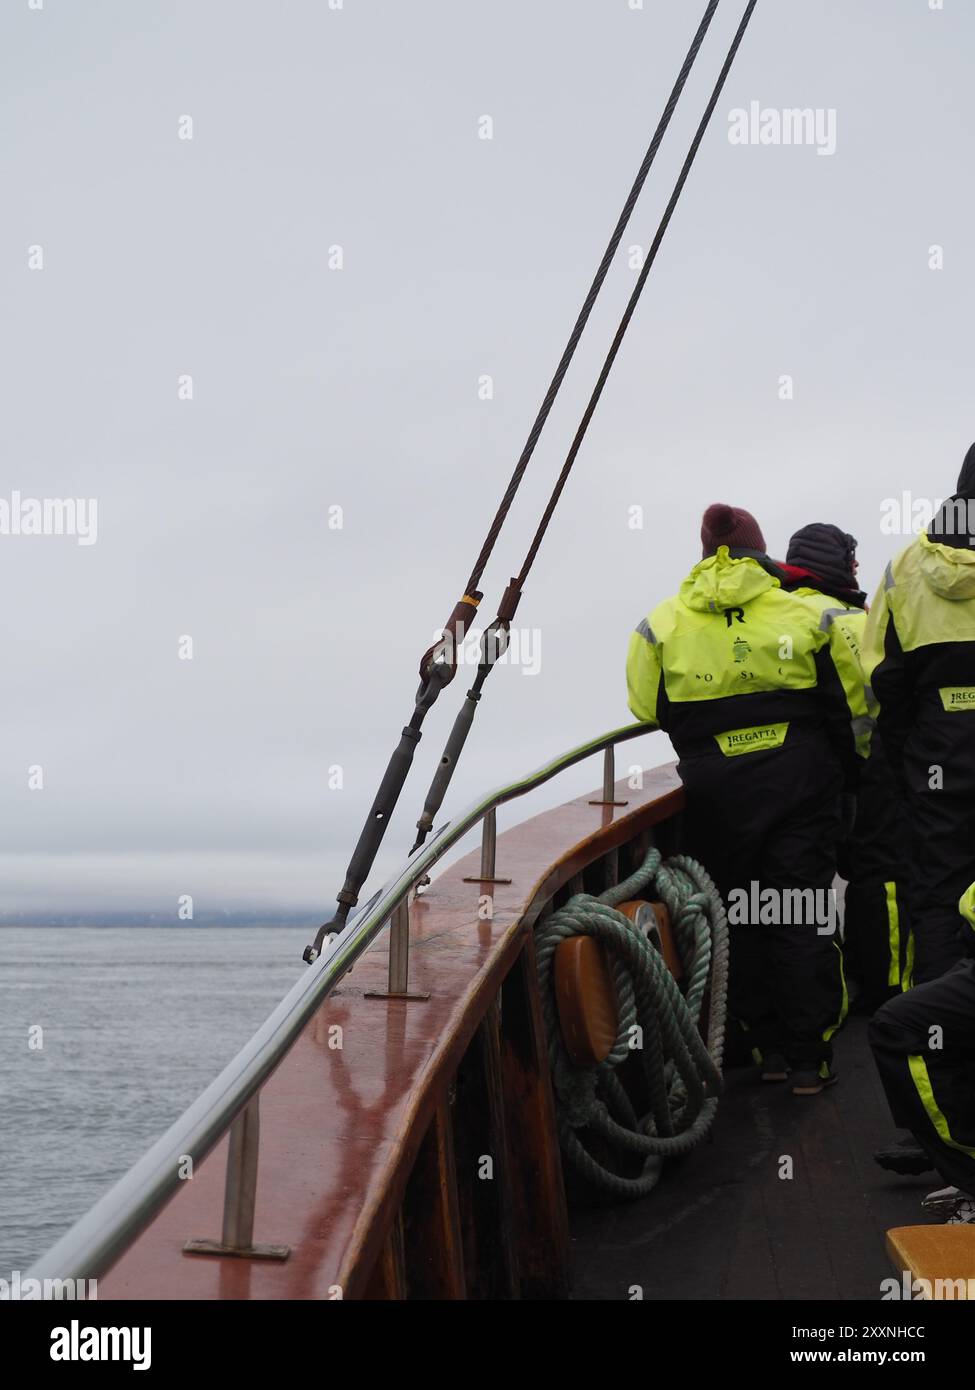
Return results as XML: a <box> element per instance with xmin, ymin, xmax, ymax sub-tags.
<box><xmin>0</xmin><ymin>926</ymin><xmax>312</xmax><ymax>1272</ymax></box>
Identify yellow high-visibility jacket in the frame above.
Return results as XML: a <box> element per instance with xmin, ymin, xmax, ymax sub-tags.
<box><xmin>863</xmin><ymin>532</ymin><xmax>975</xmax><ymax>793</ymax></box>
<box><xmin>626</xmin><ymin>547</ymin><xmax>872</xmax><ymax>777</ymax></box>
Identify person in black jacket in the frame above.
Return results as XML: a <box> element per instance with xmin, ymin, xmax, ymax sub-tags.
<box><xmin>779</xmin><ymin>524</ymin><xmax>910</xmax><ymax>1009</ymax></box>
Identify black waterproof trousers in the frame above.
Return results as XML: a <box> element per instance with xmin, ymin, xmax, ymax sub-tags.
<box><xmin>838</xmin><ymin>736</ymin><xmax>910</xmax><ymax>1007</ymax></box>
<box><xmin>904</xmin><ymin>791</ymin><xmax>975</xmax><ymax>986</ymax></box>
<box><xmin>842</xmin><ymin>879</ymin><xmax>907</xmax><ymax>1008</ymax></box>
<box><xmin>680</xmin><ymin>739</ymin><xmax>846</xmax><ymax>1069</ymax></box>
<box><xmin>870</xmin><ymin>959</ymin><xmax>975</xmax><ymax>1195</ymax></box>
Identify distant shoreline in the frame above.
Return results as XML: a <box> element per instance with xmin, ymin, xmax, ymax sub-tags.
<box><xmin>0</xmin><ymin>916</ymin><xmax>323</xmax><ymax>929</ymax></box>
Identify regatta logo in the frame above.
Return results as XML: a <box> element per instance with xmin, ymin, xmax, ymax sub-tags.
<box><xmin>714</xmin><ymin>723</ymin><xmax>788</xmax><ymax>757</ymax></box>
<box><xmin>728</xmin><ymin>101</ymin><xmax>837</xmax><ymax>157</ymax></box>
<box><xmin>940</xmin><ymin>687</ymin><xmax>975</xmax><ymax>711</ymax></box>
<box><xmin>727</xmin><ymin>881</ymin><xmax>839</xmax><ymax>936</ymax></box>
<box><xmin>0</xmin><ymin>1270</ymin><xmax>97</xmax><ymax>1300</ymax></box>
<box><xmin>880</xmin><ymin>492</ymin><xmax>975</xmax><ymax>540</ymax></box>
<box><xmin>0</xmin><ymin>491</ymin><xmax>98</xmax><ymax>545</ymax></box>
<box><xmin>50</xmin><ymin>1320</ymin><xmax>151</xmax><ymax>1371</ymax></box>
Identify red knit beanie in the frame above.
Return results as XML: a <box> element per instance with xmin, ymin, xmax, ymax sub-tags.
<box><xmin>700</xmin><ymin>503</ymin><xmax>766</xmax><ymax>558</ymax></box>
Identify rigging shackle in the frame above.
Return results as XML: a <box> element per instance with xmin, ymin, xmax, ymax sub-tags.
<box><xmin>411</xmin><ymin>603</ymin><xmax>519</xmax><ymax>850</ymax></box>
<box><xmin>301</xmin><ymin>664</ymin><xmax>453</xmax><ymax>964</ymax></box>
<box><xmin>418</xmin><ymin>592</ymin><xmax>482</xmax><ymax>684</ymax></box>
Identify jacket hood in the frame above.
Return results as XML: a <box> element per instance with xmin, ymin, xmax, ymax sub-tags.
<box><xmin>918</xmin><ymin>530</ymin><xmax>975</xmax><ymax>601</ymax></box>
<box><xmin>679</xmin><ymin>545</ymin><xmax>780</xmax><ymax>613</ymax></box>
<box><xmin>784</xmin><ymin>522</ymin><xmax>864</xmax><ymax>605</ymax></box>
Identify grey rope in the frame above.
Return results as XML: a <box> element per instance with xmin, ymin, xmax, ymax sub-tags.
<box><xmin>535</xmin><ymin>848</ymin><xmax>728</xmax><ymax>1199</ymax></box>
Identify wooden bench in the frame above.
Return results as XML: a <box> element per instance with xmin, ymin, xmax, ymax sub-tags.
<box><xmin>887</xmin><ymin>1226</ymin><xmax>975</xmax><ymax>1299</ymax></box>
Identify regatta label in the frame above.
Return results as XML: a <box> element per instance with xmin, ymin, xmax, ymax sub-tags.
<box><xmin>939</xmin><ymin>687</ymin><xmax>975</xmax><ymax>712</ymax></box>
<box><xmin>714</xmin><ymin>722</ymin><xmax>789</xmax><ymax>757</ymax></box>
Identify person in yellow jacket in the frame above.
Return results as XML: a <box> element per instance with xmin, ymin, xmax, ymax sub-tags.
<box><xmin>862</xmin><ymin>445</ymin><xmax>975</xmax><ymax>987</ymax></box>
<box><xmin>627</xmin><ymin>504</ymin><xmax>871</xmax><ymax>1095</ymax></box>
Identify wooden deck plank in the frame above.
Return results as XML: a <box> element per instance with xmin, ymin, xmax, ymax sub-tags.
<box><xmin>722</xmin><ymin>1179</ymin><xmax>778</xmax><ymax>1301</ymax></box>
<box><xmin>571</xmin><ymin>1016</ymin><xmax>933</xmax><ymax>1301</ymax></box>
<box><xmin>738</xmin><ymin>1083</ymin><xmax>837</xmax><ymax>1299</ymax></box>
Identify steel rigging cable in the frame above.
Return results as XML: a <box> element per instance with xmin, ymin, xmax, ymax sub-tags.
<box><xmin>304</xmin><ymin>0</ymin><xmax>737</xmax><ymax>964</ymax></box>
<box><xmin>446</xmin><ymin>0</ymin><xmax>723</xmax><ymax>619</ymax></box>
<box><xmin>410</xmin><ymin>0</ymin><xmax>759</xmax><ymax>853</ymax></box>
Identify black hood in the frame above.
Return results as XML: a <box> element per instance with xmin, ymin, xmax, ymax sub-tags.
<box><xmin>784</xmin><ymin>523</ymin><xmax>867</xmax><ymax>608</ymax></box>
<box><xmin>957</xmin><ymin>442</ymin><xmax>975</xmax><ymax>499</ymax></box>
<box><xmin>928</xmin><ymin>493</ymin><xmax>975</xmax><ymax>549</ymax></box>
<box><xmin>930</xmin><ymin>444</ymin><xmax>975</xmax><ymax>548</ymax></box>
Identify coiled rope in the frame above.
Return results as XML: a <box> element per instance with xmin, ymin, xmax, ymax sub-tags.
<box><xmin>534</xmin><ymin>848</ymin><xmax>729</xmax><ymax>1198</ymax></box>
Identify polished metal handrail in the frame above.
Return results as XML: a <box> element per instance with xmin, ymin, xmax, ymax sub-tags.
<box><xmin>28</xmin><ymin>720</ymin><xmax>656</xmax><ymax>1285</ymax></box>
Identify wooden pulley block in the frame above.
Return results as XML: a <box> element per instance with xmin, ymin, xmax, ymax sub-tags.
<box><xmin>616</xmin><ymin>899</ymin><xmax>684</xmax><ymax>983</ymax></box>
<box><xmin>554</xmin><ymin>936</ymin><xmax>619</xmax><ymax>1067</ymax></box>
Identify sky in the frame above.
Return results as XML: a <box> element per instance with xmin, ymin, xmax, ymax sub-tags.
<box><xmin>1</xmin><ymin>0</ymin><xmax>972</xmax><ymax>920</ymax></box>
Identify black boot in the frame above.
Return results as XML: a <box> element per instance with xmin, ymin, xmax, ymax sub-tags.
<box><xmin>873</xmin><ymin>1133</ymin><xmax>934</xmax><ymax>1175</ymax></box>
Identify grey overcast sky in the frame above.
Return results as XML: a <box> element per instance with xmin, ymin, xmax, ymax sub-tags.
<box><xmin>1</xmin><ymin>0</ymin><xmax>972</xmax><ymax>918</ymax></box>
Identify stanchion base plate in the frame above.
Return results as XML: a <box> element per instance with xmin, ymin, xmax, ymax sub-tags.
<box><xmin>363</xmin><ymin>990</ymin><xmax>431</xmax><ymax>1001</ymax></box>
<box><xmin>183</xmin><ymin>1239</ymin><xmax>291</xmax><ymax>1261</ymax></box>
